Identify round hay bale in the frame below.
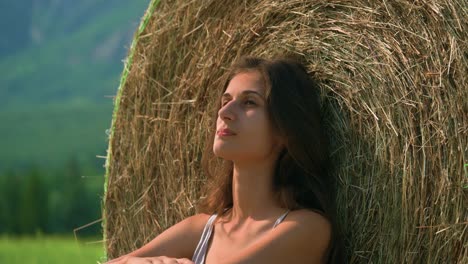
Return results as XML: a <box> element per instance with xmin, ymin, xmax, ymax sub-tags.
<box><xmin>103</xmin><ymin>0</ymin><xmax>467</xmax><ymax>262</ymax></box>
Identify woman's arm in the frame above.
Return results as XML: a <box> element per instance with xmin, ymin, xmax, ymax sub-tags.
<box><xmin>221</xmin><ymin>209</ymin><xmax>331</xmax><ymax>264</ymax></box>
<box><xmin>106</xmin><ymin>256</ymin><xmax>194</xmax><ymax>264</ymax></box>
<box><xmin>106</xmin><ymin>213</ymin><xmax>210</xmax><ymax>262</ymax></box>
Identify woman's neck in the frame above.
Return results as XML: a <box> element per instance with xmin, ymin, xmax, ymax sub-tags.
<box><xmin>228</xmin><ymin>159</ymin><xmax>281</xmax><ymax>223</ymax></box>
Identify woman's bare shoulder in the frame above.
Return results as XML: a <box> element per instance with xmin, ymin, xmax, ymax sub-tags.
<box><xmin>287</xmin><ymin>208</ymin><xmax>331</xmax><ymax>225</ymax></box>
<box><xmin>285</xmin><ymin>208</ymin><xmax>332</xmax><ymax>241</ymax></box>
<box><xmin>181</xmin><ymin>213</ymin><xmax>211</xmax><ymax>232</ymax></box>
<box><xmin>120</xmin><ymin>213</ymin><xmax>212</xmax><ymax>259</ymax></box>
<box><xmin>283</xmin><ymin>208</ymin><xmax>332</xmax><ymax>256</ymax></box>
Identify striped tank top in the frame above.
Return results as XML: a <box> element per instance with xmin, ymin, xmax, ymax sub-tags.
<box><xmin>192</xmin><ymin>210</ymin><xmax>290</xmax><ymax>264</ymax></box>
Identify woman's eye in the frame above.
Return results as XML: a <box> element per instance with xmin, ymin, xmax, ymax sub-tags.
<box><xmin>221</xmin><ymin>99</ymin><xmax>256</xmax><ymax>107</ymax></box>
<box><xmin>245</xmin><ymin>100</ymin><xmax>256</xmax><ymax>106</ymax></box>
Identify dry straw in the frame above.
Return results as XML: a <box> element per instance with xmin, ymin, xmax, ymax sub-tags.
<box><xmin>103</xmin><ymin>0</ymin><xmax>467</xmax><ymax>262</ymax></box>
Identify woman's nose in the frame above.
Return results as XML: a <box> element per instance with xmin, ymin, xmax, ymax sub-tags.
<box><xmin>218</xmin><ymin>101</ymin><xmax>235</xmax><ymax>121</ymax></box>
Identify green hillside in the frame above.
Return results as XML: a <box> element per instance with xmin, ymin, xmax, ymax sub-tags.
<box><xmin>0</xmin><ymin>102</ymin><xmax>110</xmax><ymax>167</ymax></box>
<box><xmin>0</xmin><ymin>0</ymin><xmax>150</xmax><ymax>169</ymax></box>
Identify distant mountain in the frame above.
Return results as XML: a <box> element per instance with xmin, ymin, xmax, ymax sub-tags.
<box><xmin>0</xmin><ymin>1</ymin><xmax>34</xmax><ymax>57</ymax></box>
<box><xmin>0</xmin><ymin>0</ymin><xmax>151</xmax><ymax>169</ymax></box>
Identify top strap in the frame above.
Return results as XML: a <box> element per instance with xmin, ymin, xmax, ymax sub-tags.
<box><xmin>273</xmin><ymin>210</ymin><xmax>290</xmax><ymax>228</ymax></box>
<box><xmin>192</xmin><ymin>214</ymin><xmax>217</xmax><ymax>264</ymax></box>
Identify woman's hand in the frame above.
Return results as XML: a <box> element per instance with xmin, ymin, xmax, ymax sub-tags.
<box><xmin>104</xmin><ymin>256</ymin><xmax>194</xmax><ymax>264</ymax></box>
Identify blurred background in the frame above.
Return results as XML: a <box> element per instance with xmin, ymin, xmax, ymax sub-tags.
<box><xmin>0</xmin><ymin>0</ymin><xmax>150</xmax><ymax>262</ymax></box>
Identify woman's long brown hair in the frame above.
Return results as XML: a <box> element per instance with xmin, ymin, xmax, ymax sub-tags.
<box><xmin>198</xmin><ymin>56</ymin><xmax>345</xmax><ymax>263</ymax></box>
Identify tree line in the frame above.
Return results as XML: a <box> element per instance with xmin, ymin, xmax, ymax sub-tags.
<box><xmin>0</xmin><ymin>157</ymin><xmax>103</xmax><ymax>236</ymax></box>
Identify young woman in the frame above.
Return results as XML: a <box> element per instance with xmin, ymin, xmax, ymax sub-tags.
<box><xmin>106</xmin><ymin>56</ymin><xmax>343</xmax><ymax>264</ymax></box>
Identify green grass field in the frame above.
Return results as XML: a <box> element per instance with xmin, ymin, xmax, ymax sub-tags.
<box><xmin>0</xmin><ymin>236</ymin><xmax>106</xmax><ymax>264</ymax></box>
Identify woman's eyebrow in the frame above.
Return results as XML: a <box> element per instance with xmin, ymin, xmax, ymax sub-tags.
<box><xmin>222</xmin><ymin>90</ymin><xmax>265</xmax><ymax>100</ymax></box>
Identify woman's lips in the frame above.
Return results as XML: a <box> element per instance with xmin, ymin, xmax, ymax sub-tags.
<box><xmin>217</xmin><ymin>129</ymin><xmax>236</xmax><ymax>136</ymax></box>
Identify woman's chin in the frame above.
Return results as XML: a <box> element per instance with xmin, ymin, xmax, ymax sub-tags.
<box><xmin>213</xmin><ymin>148</ymin><xmax>237</xmax><ymax>160</ymax></box>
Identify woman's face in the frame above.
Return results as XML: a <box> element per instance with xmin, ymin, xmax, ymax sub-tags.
<box><xmin>213</xmin><ymin>71</ymin><xmax>282</xmax><ymax>162</ymax></box>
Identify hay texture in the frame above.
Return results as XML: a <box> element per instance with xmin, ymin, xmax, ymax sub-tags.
<box><xmin>104</xmin><ymin>0</ymin><xmax>467</xmax><ymax>262</ymax></box>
